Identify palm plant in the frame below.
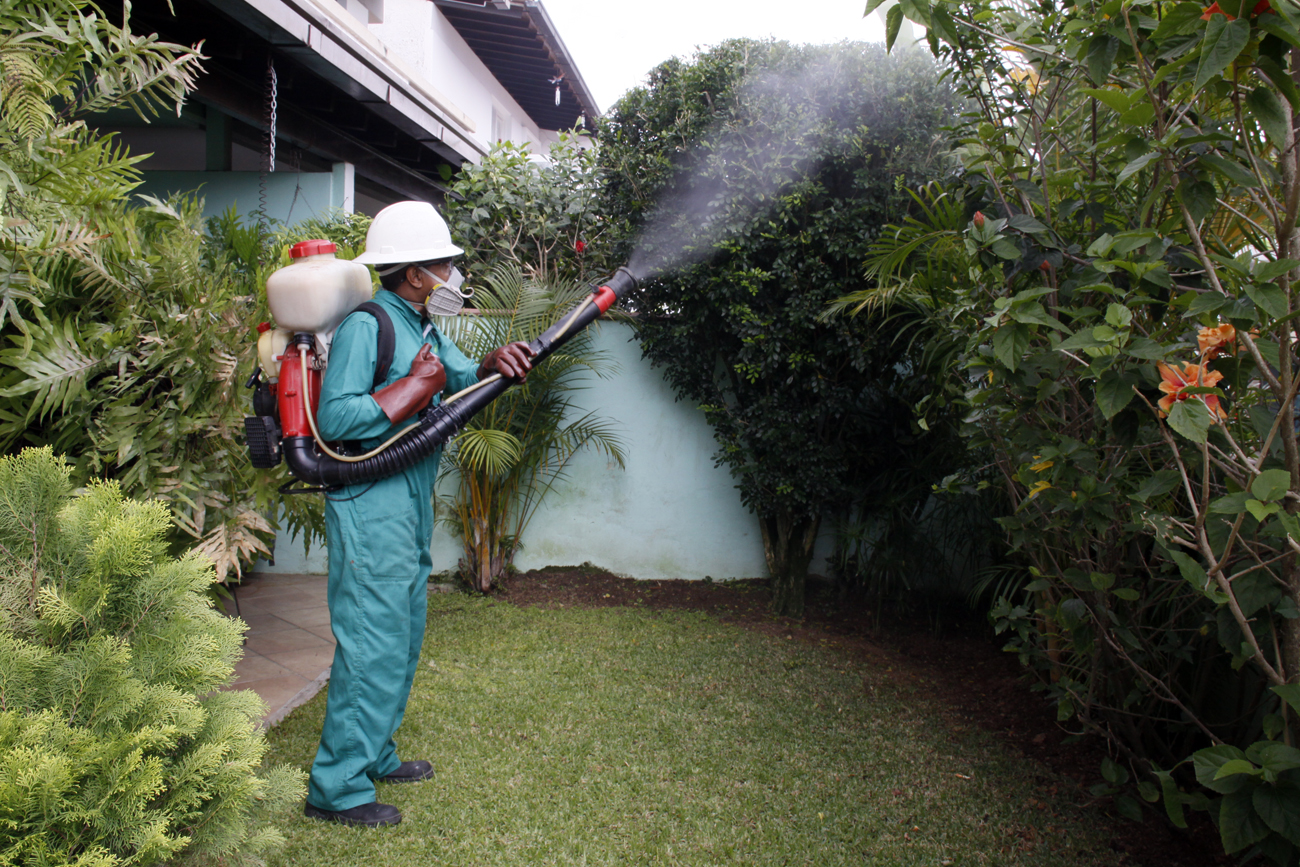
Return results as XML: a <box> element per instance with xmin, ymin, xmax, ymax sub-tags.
<box><xmin>436</xmin><ymin>264</ymin><xmax>626</xmax><ymax>591</ymax></box>
<box><xmin>821</xmin><ymin>182</ymin><xmax>1000</xmax><ymax>618</ymax></box>
<box><xmin>822</xmin><ymin>182</ymin><xmax>971</xmax><ymax>416</ymax></box>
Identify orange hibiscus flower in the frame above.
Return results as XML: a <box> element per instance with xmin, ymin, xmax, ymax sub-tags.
<box><xmin>1158</xmin><ymin>362</ymin><xmax>1226</xmax><ymax>419</ymax></box>
<box><xmin>1197</xmin><ymin>323</ymin><xmax>1236</xmax><ymax>358</ymax></box>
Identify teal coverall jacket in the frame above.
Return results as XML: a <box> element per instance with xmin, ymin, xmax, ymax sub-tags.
<box><xmin>306</xmin><ymin>288</ymin><xmax>478</xmax><ymax>812</ymax></box>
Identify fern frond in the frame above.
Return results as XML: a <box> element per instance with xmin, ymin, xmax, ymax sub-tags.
<box><xmin>0</xmin><ymin>316</ymin><xmax>104</xmax><ymax>420</ymax></box>
<box><xmin>0</xmin><ymin>46</ymin><xmax>55</xmax><ymax>142</ymax></box>
<box><xmin>192</xmin><ymin>509</ymin><xmax>272</xmax><ymax>583</ymax></box>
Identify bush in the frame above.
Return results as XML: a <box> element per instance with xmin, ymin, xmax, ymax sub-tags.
<box><xmin>0</xmin><ymin>200</ymin><xmax>381</xmax><ymax>582</ymax></box>
<box><xmin>0</xmin><ymin>447</ymin><xmax>303</xmax><ymax>866</ymax></box>
<box><xmin>443</xmin><ymin>136</ymin><xmax>616</xmax><ymax>285</ymax></box>
<box><xmin>0</xmin><ymin>0</ymin><xmax>308</xmax><ymax>581</ymax></box>
<box><xmin>598</xmin><ymin>40</ymin><xmax>962</xmax><ymax>615</ymax></box>
<box><xmin>876</xmin><ymin>0</ymin><xmax>1300</xmax><ymax>856</ymax></box>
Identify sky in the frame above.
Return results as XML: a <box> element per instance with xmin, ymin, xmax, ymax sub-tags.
<box><xmin>539</xmin><ymin>1</ymin><xmax>889</xmax><ymax>114</ymax></box>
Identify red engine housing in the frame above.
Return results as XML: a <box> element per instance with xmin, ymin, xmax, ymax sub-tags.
<box><xmin>277</xmin><ymin>341</ymin><xmax>322</xmax><ymax>438</ymax></box>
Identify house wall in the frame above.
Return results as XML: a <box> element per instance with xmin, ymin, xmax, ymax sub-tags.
<box><xmin>256</xmin><ymin>321</ymin><xmax>832</xmax><ymax>581</ymax></box>
<box><xmin>367</xmin><ymin>0</ymin><xmax>549</xmax><ymax>152</ymax></box>
<box><xmin>120</xmin><ymin>0</ymin><xmax>568</xmax><ymax>225</ymax></box>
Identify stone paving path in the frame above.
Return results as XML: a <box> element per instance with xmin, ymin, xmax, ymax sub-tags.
<box><xmin>221</xmin><ymin>572</ymin><xmax>334</xmax><ymax>727</ymax></box>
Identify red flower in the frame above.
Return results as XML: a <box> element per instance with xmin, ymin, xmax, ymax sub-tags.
<box><xmin>575</xmin><ymin>240</ymin><xmax>586</xmax><ymax>254</ymax></box>
<box><xmin>1157</xmin><ymin>362</ymin><xmax>1226</xmax><ymax>420</ymax></box>
<box><xmin>972</xmin><ymin>211</ymin><xmax>985</xmax><ymax>229</ymax></box>
<box><xmin>1202</xmin><ymin>0</ymin><xmax>1270</xmax><ymax>19</ymax></box>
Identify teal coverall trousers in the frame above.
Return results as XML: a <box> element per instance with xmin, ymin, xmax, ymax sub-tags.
<box><xmin>306</xmin><ymin>289</ymin><xmax>477</xmax><ymax>812</ymax></box>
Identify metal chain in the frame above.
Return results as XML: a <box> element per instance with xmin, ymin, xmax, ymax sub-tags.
<box><xmin>258</xmin><ymin>55</ymin><xmax>277</xmax><ymax>229</ymax></box>
<box><xmin>267</xmin><ymin>62</ymin><xmax>278</xmax><ymax>173</ymax></box>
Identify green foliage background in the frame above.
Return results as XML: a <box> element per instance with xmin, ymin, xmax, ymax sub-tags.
<box><xmin>597</xmin><ymin>40</ymin><xmax>964</xmax><ymax>615</ymax></box>
<box><xmin>865</xmin><ymin>0</ymin><xmax>1300</xmax><ymax>859</ymax></box>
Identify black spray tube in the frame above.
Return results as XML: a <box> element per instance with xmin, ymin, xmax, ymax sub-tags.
<box><xmin>284</xmin><ymin>267</ymin><xmax>638</xmax><ymax>489</ymax></box>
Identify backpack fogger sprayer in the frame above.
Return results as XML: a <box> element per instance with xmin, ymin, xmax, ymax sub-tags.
<box><xmin>243</xmin><ymin>239</ymin><xmax>637</xmax><ymax>491</ymax></box>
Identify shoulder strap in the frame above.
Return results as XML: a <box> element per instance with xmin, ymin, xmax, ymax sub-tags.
<box><xmin>351</xmin><ymin>301</ymin><xmax>394</xmax><ymax>391</ymax></box>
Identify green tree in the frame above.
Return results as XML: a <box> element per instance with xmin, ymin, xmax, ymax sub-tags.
<box><xmin>598</xmin><ymin>39</ymin><xmax>958</xmax><ymax>615</ymax></box>
<box><xmin>873</xmin><ymin>0</ymin><xmax>1300</xmax><ymax>856</ymax></box>
<box><xmin>0</xmin><ymin>447</ymin><xmax>304</xmax><ymax>866</ymax></box>
<box><xmin>443</xmin><ymin>136</ymin><xmax>616</xmax><ymax>286</ymax></box>
<box><xmin>436</xmin><ymin>265</ymin><xmax>625</xmax><ymax>591</ymax></box>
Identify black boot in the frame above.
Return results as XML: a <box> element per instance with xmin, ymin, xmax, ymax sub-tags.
<box><xmin>304</xmin><ymin>801</ymin><xmax>402</xmax><ymax>827</ymax></box>
<box><xmin>378</xmin><ymin>760</ymin><xmax>435</xmax><ymax>783</ymax></box>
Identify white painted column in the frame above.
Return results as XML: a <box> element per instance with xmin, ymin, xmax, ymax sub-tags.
<box><xmin>330</xmin><ymin>162</ymin><xmax>355</xmax><ymax>213</ymax></box>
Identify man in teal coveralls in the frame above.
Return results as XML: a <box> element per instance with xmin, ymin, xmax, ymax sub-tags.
<box><xmin>304</xmin><ymin>201</ymin><xmax>532</xmax><ymax>828</ymax></box>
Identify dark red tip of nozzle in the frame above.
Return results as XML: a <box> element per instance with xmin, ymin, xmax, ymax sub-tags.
<box><xmin>593</xmin><ymin>267</ymin><xmax>638</xmax><ymax>313</ymax></box>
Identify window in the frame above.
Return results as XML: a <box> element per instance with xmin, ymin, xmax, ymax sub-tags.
<box><xmin>491</xmin><ymin>107</ymin><xmax>508</xmax><ymax>144</ymax></box>
<box><xmin>336</xmin><ymin>0</ymin><xmax>382</xmax><ymax>24</ymax></box>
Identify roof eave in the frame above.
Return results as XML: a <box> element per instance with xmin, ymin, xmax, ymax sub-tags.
<box><xmin>431</xmin><ymin>0</ymin><xmax>601</xmax><ymax>129</ymax></box>
<box><xmin>521</xmin><ymin>1</ymin><xmax>600</xmax><ymax>117</ymax></box>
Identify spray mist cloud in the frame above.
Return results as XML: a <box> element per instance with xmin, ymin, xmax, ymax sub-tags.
<box><xmin>623</xmin><ymin>45</ymin><xmax>905</xmax><ymax>282</ymax></box>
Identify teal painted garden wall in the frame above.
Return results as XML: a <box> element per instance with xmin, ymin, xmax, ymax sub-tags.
<box><xmin>136</xmin><ymin>169</ymin><xmax>348</xmax><ymax>225</ymax></box>
<box><xmin>257</xmin><ymin>321</ymin><xmax>824</xmax><ymax>581</ymax></box>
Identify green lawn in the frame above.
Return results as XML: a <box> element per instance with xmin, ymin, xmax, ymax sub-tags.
<box><xmin>263</xmin><ymin>596</ymin><xmax>1114</xmax><ymax>866</ymax></box>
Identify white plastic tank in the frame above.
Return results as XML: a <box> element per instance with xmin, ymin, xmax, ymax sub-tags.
<box><xmin>266</xmin><ymin>239</ymin><xmax>372</xmax><ymax>334</ymax></box>
<box><xmin>256</xmin><ymin>322</ymin><xmax>291</xmax><ymax>380</ymax></box>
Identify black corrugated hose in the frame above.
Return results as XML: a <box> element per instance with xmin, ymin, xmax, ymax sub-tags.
<box><xmin>283</xmin><ymin>267</ymin><xmax>637</xmax><ymax>489</ymax></box>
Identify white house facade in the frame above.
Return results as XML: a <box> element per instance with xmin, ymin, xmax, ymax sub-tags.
<box><xmin>99</xmin><ymin>0</ymin><xmax>600</xmax><ymax>220</ymax></box>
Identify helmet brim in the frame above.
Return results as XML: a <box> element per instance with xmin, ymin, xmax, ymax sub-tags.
<box><xmin>354</xmin><ymin>242</ymin><xmax>465</xmax><ymax>265</ymax></box>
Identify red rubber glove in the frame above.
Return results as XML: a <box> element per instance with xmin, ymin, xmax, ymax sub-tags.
<box><xmin>372</xmin><ymin>346</ymin><xmax>446</xmax><ymax>423</ymax></box>
<box><xmin>478</xmin><ymin>342</ymin><xmax>535</xmax><ymax>382</ymax></box>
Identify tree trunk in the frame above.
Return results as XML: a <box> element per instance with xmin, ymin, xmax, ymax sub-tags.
<box><xmin>759</xmin><ymin>510</ymin><xmax>820</xmax><ymax>617</ymax></box>
<box><xmin>1286</xmin><ymin>561</ymin><xmax>1299</xmax><ymax>688</ymax></box>
<box><xmin>1280</xmin><ymin>45</ymin><xmax>1300</xmax><ymax>731</ymax></box>
<box><xmin>465</xmin><ymin>525</ymin><xmax>511</xmax><ymax>592</ymax></box>
<box><xmin>472</xmin><ymin>519</ymin><xmax>492</xmax><ymax>592</ymax></box>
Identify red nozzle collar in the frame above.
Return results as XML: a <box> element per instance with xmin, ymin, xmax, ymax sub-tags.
<box><xmin>593</xmin><ymin>285</ymin><xmax>617</xmax><ymax>314</ymax></box>
<box><xmin>290</xmin><ymin>239</ymin><xmax>338</xmax><ymax>258</ymax></box>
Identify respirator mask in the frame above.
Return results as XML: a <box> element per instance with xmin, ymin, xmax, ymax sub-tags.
<box><xmin>420</xmin><ymin>266</ymin><xmax>474</xmax><ymax>317</ymax></box>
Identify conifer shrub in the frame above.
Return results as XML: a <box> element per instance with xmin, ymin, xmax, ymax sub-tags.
<box><xmin>0</xmin><ymin>448</ymin><xmax>304</xmax><ymax>866</ymax></box>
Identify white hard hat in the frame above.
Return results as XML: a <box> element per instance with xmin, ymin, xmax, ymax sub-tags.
<box><xmin>354</xmin><ymin>200</ymin><xmax>464</xmax><ymax>265</ymax></box>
